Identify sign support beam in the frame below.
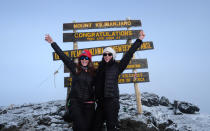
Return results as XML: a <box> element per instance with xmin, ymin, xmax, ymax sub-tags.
<box><xmin>65</xmin><ymin>20</ymin><xmax>78</xmax><ymax>110</ymax></box>
<box><xmin>126</xmin><ymin>18</ymin><xmax>142</xmax><ymax>114</ymax></box>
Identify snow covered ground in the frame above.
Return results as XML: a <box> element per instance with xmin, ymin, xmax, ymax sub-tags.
<box><xmin>0</xmin><ymin>93</ymin><xmax>210</xmax><ymax>131</ymax></box>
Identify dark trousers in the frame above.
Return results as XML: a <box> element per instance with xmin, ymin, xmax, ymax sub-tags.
<box><xmin>69</xmin><ymin>100</ymin><xmax>95</xmax><ymax>131</ymax></box>
<box><xmin>93</xmin><ymin>98</ymin><xmax>120</xmax><ymax>131</ymax></box>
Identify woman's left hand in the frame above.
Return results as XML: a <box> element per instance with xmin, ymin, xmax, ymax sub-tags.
<box><xmin>139</xmin><ymin>30</ymin><xmax>145</xmax><ymax>40</ymax></box>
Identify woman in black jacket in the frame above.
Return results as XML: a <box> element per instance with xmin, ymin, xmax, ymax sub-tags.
<box><xmin>45</xmin><ymin>34</ymin><xmax>95</xmax><ymax>131</ymax></box>
<box><xmin>93</xmin><ymin>31</ymin><xmax>145</xmax><ymax>131</ymax></box>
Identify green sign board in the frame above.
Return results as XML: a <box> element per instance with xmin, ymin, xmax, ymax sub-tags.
<box><xmin>63</xmin><ymin>30</ymin><xmax>141</xmax><ymax>42</ymax></box>
<box><xmin>63</xmin><ymin>20</ymin><xmax>141</xmax><ymax>30</ymax></box>
<box><xmin>64</xmin><ymin>72</ymin><xmax>149</xmax><ymax>87</ymax></box>
<box><xmin>53</xmin><ymin>41</ymin><xmax>154</xmax><ymax>60</ymax></box>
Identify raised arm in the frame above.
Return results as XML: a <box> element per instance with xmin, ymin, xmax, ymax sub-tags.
<box><xmin>45</xmin><ymin>34</ymin><xmax>76</xmax><ymax>74</ymax></box>
<box><xmin>118</xmin><ymin>31</ymin><xmax>145</xmax><ymax>73</ymax></box>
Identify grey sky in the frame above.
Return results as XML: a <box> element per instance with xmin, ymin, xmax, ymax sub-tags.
<box><xmin>0</xmin><ymin>0</ymin><xmax>210</xmax><ymax>114</ymax></box>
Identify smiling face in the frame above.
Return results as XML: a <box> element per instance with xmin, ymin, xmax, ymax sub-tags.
<box><xmin>80</xmin><ymin>56</ymin><xmax>89</xmax><ymax>66</ymax></box>
<box><xmin>103</xmin><ymin>52</ymin><xmax>113</xmax><ymax>63</ymax></box>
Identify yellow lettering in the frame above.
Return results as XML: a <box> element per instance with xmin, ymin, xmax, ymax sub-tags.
<box><xmin>128</xmin><ymin>73</ymin><xmax>133</xmax><ymax>77</ymax></box>
<box><xmin>95</xmin><ymin>23</ymin><xmax>99</xmax><ymax>27</ymax></box>
<box><xmin>92</xmin><ymin>32</ymin><xmax>96</xmax><ymax>37</ymax></box>
<box><xmin>129</xmin><ymin>65</ymin><xmax>134</xmax><ymax>68</ymax></box>
<box><xmin>136</xmin><ymin>64</ymin><xmax>141</xmax><ymax>68</ymax></box>
<box><xmin>120</xmin><ymin>31</ymin><xmax>125</xmax><ymax>36</ymax></box>
<box><xmin>104</xmin><ymin>22</ymin><xmax>109</xmax><ymax>27</ymax></box>
<box><xmin>97</xmin><ymin>37</ymin><xmax>104</xmax><ymax>40</ymax></box>
<box><xmin>109</xmin><ymin>22</ymin><xmax>113</xmax><ymax>26</ymax></box>
<box><xmin>54</xmin><ymin>53</ymin><xmax>60</xmax><ymax>60</ymax></box>
<box><xmin>73</xmin><ymin>23</ymin><xmax>92</xmax><ymax>29</ymax></box>
<box><xmin>100</xmin><ymin>32</ymin><xmax>103</xmax><ymax>37</ymax></box>
<box><xmin>89</xmin><ymin>49</ymin><xmax>93</xmax><ymax>55</ymax></box>
<box><xmin>118</xmin><ymin>79</ymin><xmax>125</xmax><ymax>83</ymax></box>
<box><xmin>140</xmin><ymin>73</ymin><xmax>143</xmax><ymax>77</ymax></box>
<box><xmin>124</xmin><ymin>31</ymin><xmax>129</xmax><ymax>36</ymax></box>
<box><xmin>105</xmin><ymin>32</ymin><xmax>110</xmax><ymax>37</ymax></box>
<box><xmin>73</xmin><ymin>24</ymin><xmax>78</xmax><ymax>29</ymax></box>
<box><xmin>129</xmin><ymin>30</ymin><xmax>132</xmax><ymax>36</ymax></box>
<box><xmin>64</xmin><ymin>52</ymin><xmax>69</xmax><ymax>57</ymax></box>
<box><xmin>113</xmin><ymin>22</ymin><xmax>117</xmax><ymax>26</ymax></box>
<box><xmin>96</xmin><ymin>32</ymin><xmax>100</xmax><ymax>37</ymax></box>
<box><xmin>106</xmin><ymin>37</ymin><xmax>114</xmax><ymax>40</ymax></box>
<box><xmin>121</xmin><ymin>21</ymin><xmax>125</xmax><ymax>26</ymax></box>
<box><xmin>111</xmin><ymin>32</ymin><xmax>116</xmax><ymax>37</ymax></box>
<box><xmin>121</xmin><ymin>74</ymin><xmax>125</xmax><ymax>78</ymax></box>
<box><xmin>74</xmin><ymin>33</ymin><xmax>78</xmax><ymax>38</ymax></box>
<box><xmin>146</xmin><ymin>42</ymin><xmax>152</xmax><ymax>49</ymax></box>
<box><xmin>137</xmin><ymin>78</ymin><xmax>145</xmax><ymax>82</ymax></box>
<box><xmin>76</xmin><ymin>50</ymin><xmax>81</xmax><ymax>57</ymax></box>
<box><xmin>141</xmin><ymin>43</ymin><xmax>148</xmax><ymax>49</ymax></box>
<box><xmin>96</xmin><ymin>22</ymin><xmax>103</xmax><ymax>28</ymax></box>
<box><xmin>127</xmin><ymin>20</ymin><xmax>131</xmax><ymax>25</ymax></box>
<box><xmin>117</xmin><ymin>45</ymin><xmax>122</xmax><ymax>52</ymax></box>
<box><xmin>87</xmin><ymin>38</ymin><xmax>95</xmax><ymax>41</ymax></box>
<box><xmin>98</xmin><ymin>48</ymin><xmax>102</xmax><ymax>54</ymax></box>
<box><xmin>71</xmin><ymin>51</ymin><xmax>76</xmax><ymax>57</ymax></box>
<box><xmin>125</xmin><ymin>78</ymin><xmax>131</xmax><ymax>82</ymax></box>
<box><xmin>78</xmin><ymin>33</ymin><xmax>83</xmax><ymax>38</ymax></box>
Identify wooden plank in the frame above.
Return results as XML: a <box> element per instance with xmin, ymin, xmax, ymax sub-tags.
<box><xmin>63</xmin><ymin>20</ymin><xmax>141</xmax><ymax>30</ymax></box>
<box><xmin>53</xmin><ymin>41</ymin><xmax>154</xmax><ymax>60</ymax></box>
<box><xmin>64</xmin><ymin>72</ymin><xmax>149</xmax><ymax>87</ymax></box>
<box><xmin>63</xmin><ymin>30</ymin><xmax>140</xmax><ymax>42</ymax></box>
<box><xmin>64</xmin><ymin>59</ymin><xmax>148</xmax><ymax>73</ymax></box>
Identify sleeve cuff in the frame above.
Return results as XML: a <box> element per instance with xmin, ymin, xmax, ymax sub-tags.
<box><xmin>135</xmin><ymin>39</ymin><xmax>142</xmax><ymax>43</ymax></box>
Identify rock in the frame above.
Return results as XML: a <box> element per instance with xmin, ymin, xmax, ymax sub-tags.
<box><xmin>32</xmin><ymin>105</ymin><xmax>42</xmax><ymax>110</ymax></box>
<box><xmin>0</xmin><ymin>110</ymin><xmax>7</xmax><ymax>115</ymax></box>
<box><xmin>37</xmin><ymin>116</ymin><xmax>52</xmax><ymax>126</ymax></box>
<box><xmin>178</xmin><ymin>102</ymin><xmax>200</xmax><ymax>114</ymax></box>
<box><xmin>165</xmin><ymin>123</ymin><xmax>178</xmax><ymax>131</ymax></box>
<box><xmin>0</xmin><ymin>92</ymin><xmax>206</xmax><ymax>131</ymax></box>
<box><xmin>0</xmin><ymin>123</ymin><xmax>19</xmax><ymax>131</ymax></box>
<box><xmin>158</xmin><ymin>119</ymin><xmax>173</xmax><ymax>130</ymax></box>
<box><xmin>0</xmin><ymin>123</ymin><xmax>5</xmax><ymax>130</ymax></box>
<box><xmin>141</xmin><ymin>92</ymin><xmax>160</xmax><ymax>107</ymax></box>
<box><xmin>120</xmin><ymin>94</ymin><xmax>132</xmax><ymax>100</ymax></box>
<box><xmin>20</xmin><ymin>103</ymin><xmax>34</xmax><ymax>108</ymax></box>
<box><xmin>119</xmin><ymin>118</ymin><xmax>158</xmax><ymax>131</ymax></box>
<box><xmin>178</xmin><ymin>125</ymin><xmax>192</xmax><ymax>131</ymax></box>
<box><xmin>160</xmin><ymin>96</ymin><xmax>170</xmax><ymax>106</ymax></box>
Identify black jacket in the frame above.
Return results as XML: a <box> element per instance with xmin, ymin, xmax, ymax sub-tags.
<box><xmin>95</xmin><ymin>39</ymin><xmax>142</xmax><ymax>99</ymax></box>
<box><xmin>51</xmin><ymin>42</ymin><xmax>94</xmax><ymax>102</ymax></box>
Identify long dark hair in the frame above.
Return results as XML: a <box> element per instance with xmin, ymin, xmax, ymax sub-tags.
<box><xmin>76</xmin><ymin>59</ymin><xmax>95</xmax><ymax>76</ymax></box>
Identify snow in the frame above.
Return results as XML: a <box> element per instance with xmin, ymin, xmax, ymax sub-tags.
<box><xmin>1</xmin><ymin>93</ymin><xmax>210</xmax><ymax>131</ymax></box>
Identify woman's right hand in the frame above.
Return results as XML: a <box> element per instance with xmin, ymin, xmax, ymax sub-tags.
<box><xmin>45</xmin><ymin>34</ymin><xmax>54</xmax><ymax>44</ymax></box>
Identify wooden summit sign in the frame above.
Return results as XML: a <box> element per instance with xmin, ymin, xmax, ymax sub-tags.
<box><xmin>63</xmin><ymin>20</ymin><xmax>141</xmax><ymax>30</ymax></box>
<box><xmin>58</xmin><ymin>19</ymin><xmax>154</xmax><ymax>114</ymax></box>
<box><xmin>64</xmin><ymin>59</ymin><xmax>148</xmax><ymax>73</ymax></box>
<box><xmin>64</xmin><ymin>72</ymin><xmax>149</xmax><ymax>87</ymax></box>
<box><xmin>63</xmin><ymin>30</ymin><xmax>141</xmax><ymax>42</ymax></box>
<box><xmin>53</xmin><ymin>41</ymin><xmax>154</xmax><ymax>60</ymax></box>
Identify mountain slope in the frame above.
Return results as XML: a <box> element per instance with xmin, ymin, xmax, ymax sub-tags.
<box><xmin>0</xmin><ymin>92</ymin><xmax>209</xmax><ymax>131</ymax></box>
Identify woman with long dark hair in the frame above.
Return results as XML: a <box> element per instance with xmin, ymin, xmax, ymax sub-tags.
<box><xmin>45</xmin><ymin>34</ymin><xmax>95</xmax><ymax>131</ymax></box>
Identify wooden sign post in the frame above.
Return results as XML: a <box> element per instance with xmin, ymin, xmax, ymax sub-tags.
<box><xmin>126</xmin><ymin>19</ymin><xmax>142</xmax><ymax>114</ymax></box>
<box><xmin>66</xmin><ymin>20</ymin><xmax>78</xmax><ymax>110</ymax></box>
<box><xmin>53</xmin><ymin>19</ymin><xmax>154</xmax><ymax>114</ymax></box>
